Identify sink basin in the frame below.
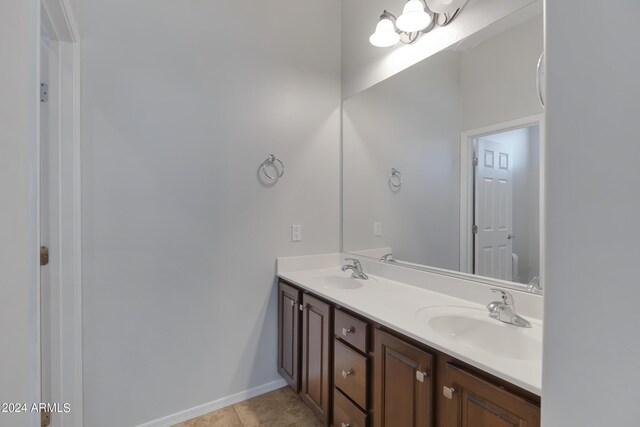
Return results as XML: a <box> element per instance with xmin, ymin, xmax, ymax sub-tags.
<box><xmin>314</xmin><ymin>273</ymin><xmax>375</xmax><ymax>290</ymax></box>
<box><xmin>416</xmin><ymin>306</ymin><xmax>541</xmax><ymax>362</ymax></box>
<box><xmin>318</xmin><ymin>275</ymin><xmax>365</xmax><ymax>290</ymax></box>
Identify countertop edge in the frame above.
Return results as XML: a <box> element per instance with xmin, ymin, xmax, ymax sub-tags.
<box><xmin>277</xmin><ymin>271</ymin><xmax>542</xmax><ymax>397</ymax></box>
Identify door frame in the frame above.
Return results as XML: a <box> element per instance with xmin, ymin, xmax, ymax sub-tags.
<box><xmin>459</xmin><ymin>114</ymin><xmax>545</xmax><ymax>291</ymax></box>
<box><xmin>40</xmin><ymin>1</ymin><xmax>82</xmax><ymax>426</ymax></box>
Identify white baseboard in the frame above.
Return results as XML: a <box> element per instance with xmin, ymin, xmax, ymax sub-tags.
<box><xmin>136</xmin><ymin>378</ymin><xmax>288</xmax><ymax>427</ymax></box>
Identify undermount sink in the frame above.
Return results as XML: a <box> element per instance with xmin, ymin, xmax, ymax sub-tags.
<box><xmin>416</xmin><ymin>306</ymin><xmax>541</xmax><ymax>362</ymax></box>
<box><xmin>315</xmin><ymin>275</ymin><xmax>367</xmax><ymax>290</ymax></box>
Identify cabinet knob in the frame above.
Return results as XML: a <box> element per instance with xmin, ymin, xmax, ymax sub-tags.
<box><xmin>443</xmin><ymin>386</ymin><xmax>456</xmax><ymax>400</ymax></box>
<box><xmin>290</xmin><ymin>300</ymin><xmax>295</xmax><ymax>307</ymax></box>
<box><xmin>341</xmin><ymin>423</ymin><xmax>351</xmax><ymax>427</ymax></box>
<box><xmin>299</xmin><ymin>304</ymin><xmax>307</xmax><ymax>311</ymax></box>
<box><xmin>341</xmin><ymin>369</ymin><xmax>353</xmax><ymax>379</ymax></box>
<box><xmin>342</xmin><ymin>327</ymin><xmax>354</xmax><ymax>337</ymax></box>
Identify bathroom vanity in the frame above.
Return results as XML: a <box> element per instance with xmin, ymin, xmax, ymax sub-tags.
<box><xmin>276</xmin><ymin>261</ymin><xmax>541</xmax><ymax>427</ymax></box>
<box><xmin>278</xmin><ymin>4</ymin><xmax>544</xmax><ymax>426</ymax></box>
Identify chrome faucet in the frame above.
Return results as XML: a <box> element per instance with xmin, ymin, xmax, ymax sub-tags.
<box><xmin>379</xmin><ymin>253</ymin><xmax>397</xmax><ymax>263</ymax></box>
<box><xmin>526</xmin><ymin>276</ymin><xmax>542</xmax><ymax>294</ymax></box>
<box><xmin>342</xmin><ymin>258</ymin><xmax>368</xmax><ymax>280</ymax></box>
<box><xmin>486</xmin><ymin>289</ymin><xmax>531</xmax><ymax>328</ymax></box>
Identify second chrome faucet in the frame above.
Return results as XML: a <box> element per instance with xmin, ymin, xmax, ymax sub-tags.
<box><xmin>342</xmin><ymin>258</ymin><xmax>369</xmax><ymax>280</ymax></box>
<box><xmin>487</xmin><ymin>289</ymin><xmax>531</xmax><ymax>328</ymax></box>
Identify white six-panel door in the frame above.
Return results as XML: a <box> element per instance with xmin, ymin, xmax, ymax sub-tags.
<box><xmin>475</xmin><ymin>138</ymin><xmax>513</xmax><ymax>281</ymax></box>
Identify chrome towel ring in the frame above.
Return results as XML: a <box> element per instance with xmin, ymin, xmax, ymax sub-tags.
<box><xmin>536</xmin><ymin>52</ymin><xmax>545</xmax><ymax>107</ymax></box>
<box><xmin>262</xmin><ymin>154</ymin><xmax>285</xmax><ymax>181</ymax></box>
<box><xmin>389</xmin><ymin>168</ymin><xmax>402</xmax><ymax>189</ymax></box>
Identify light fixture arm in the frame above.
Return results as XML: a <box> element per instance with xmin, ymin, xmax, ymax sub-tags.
<box><xmin>380</xmin><ymin>9</ymin><xmax>397</xmax><ymax>22</ymax></box>
<box><xmin>369</xmin><ymin>0</ymin><xmax>467</xmax><ymax>47</ymax></box>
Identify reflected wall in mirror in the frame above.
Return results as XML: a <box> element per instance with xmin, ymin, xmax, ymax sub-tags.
<box><xmin>342</xmin><ymin>9</ymin><xmax>543</xmax><ymax>290</ymax></box>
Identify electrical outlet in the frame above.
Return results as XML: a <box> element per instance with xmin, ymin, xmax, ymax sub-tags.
<box><xmin>291</xmin><ymin>225</ymin><xmax>302</xmax><ymax>242</ymax></box>
<box><xmin>374</xmin><ymin>222</ymin><xmax>382</xmax><ymax>237</ymax></box>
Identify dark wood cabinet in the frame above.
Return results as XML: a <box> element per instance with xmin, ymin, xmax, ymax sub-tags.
<box><xmin>334</xmin><ymin>339</ymin><xmax>368</xmax><ymax>409</ymax></box>
<box><xmin>334</xmin><ymin>389</ymin><xmax>368</xmax><ymax>427</ymax></box>
<box><xmin>277</xmin><ymin>280</ymin><xmax>540</xmax><ymax>427</ymax></box>
<box><xmin>278</xmin><ymin>282</ymin><xmax>301</xmax><ymax>392</ymax></box>
<box><xmin>373</xmin><ymin>329</ymin><xmax>434</xmax><ymax>427</ymax></box>
<box><xmin>335</xmin><ymin>308</ymin><xmax>369</xmax><ymax>353</ymax></box>
<box><xmin>300</xmin><ymin>293</ymin><xmax>333</xmax><ymax>424</ymax></box>
<box><xmin>442</xmin><ymin>364</ymin><xmax>540</xmax><ymax>427</ymax></box>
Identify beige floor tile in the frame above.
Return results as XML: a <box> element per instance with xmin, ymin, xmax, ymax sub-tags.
<box><xmin>172</xmin><ymin>406</ymin><xmax>243</xmax><ymax>427</ymax></box>
<box><xmin>233</xmin><ymin>387</ymin><xmax>314</xmax><ymax>427</ymax></box>
<box><xmin>286</xmin><ymin>409</ymin><xmax>325</xmax><ymax>427</ymax></box>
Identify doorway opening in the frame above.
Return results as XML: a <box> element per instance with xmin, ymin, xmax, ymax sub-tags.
<box><xmin>460</xmin><ymin>115</ymin><xmax>544</xmax><ymax>290</ymax></box>
<box><xmin>39</xmin><ymin>2</ymin><xmax>82</xmax><ymax>426</ymax></box>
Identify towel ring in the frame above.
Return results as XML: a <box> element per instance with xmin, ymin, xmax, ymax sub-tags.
<box><xmin>262</xmin><ymin>154</ymin><xmax>285</xmax><ymax>180</ymax></box>
<box><xmin>389</xmin><ymin>168</ymin><xmax>402</xmax><ymax>188</ymax></box>
<box><xmin>536</xmin><ymin>52</ymin><xmax>545</xmax><ymax>107</ymax></box>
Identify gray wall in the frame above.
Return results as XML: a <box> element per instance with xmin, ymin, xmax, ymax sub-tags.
<box><xmin>343</xmin><ymin>51</ymin><xmax>462</xmax><ymax>270</ymax></box>
<box><xmin>79</xmin><ymin>0</ymin><xmax>341</xmax><ymax>425</ymax></box>
<box><xmin>460</xmin><ymin>14</ymin><xmax>543</xmax><ymax>131</ymax></box>
<box><xmin>0</xmin><ymin>1</ymin><xmax>40</xmax><ymax>427</ymax></box>
<box><xmin>542</xmin><ymin>0</ymin><xmax>640</xmax><ymax>425</ymax></box>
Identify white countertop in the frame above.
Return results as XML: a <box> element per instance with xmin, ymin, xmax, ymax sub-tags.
<box><xmin>278</xmin><ymin>266</ymin><xmax>542</xmax><ymax>395</ymax></box>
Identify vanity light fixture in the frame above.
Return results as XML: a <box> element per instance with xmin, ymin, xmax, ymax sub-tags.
<box><xmin>396</xmin><ymin>0</ymin><xmax>432</xmax><ymax>33</ymax></box>
<box><xmin>369</xmin><ymin>0</ymin><xmax>467</xmax><ymax>48</ymax></box>
<box><xmin>369</xmin><ymin>11</ymin><xmax>401</xmax><ymax>48</ymax></box>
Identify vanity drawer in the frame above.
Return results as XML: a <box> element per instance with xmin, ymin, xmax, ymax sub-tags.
<box><xmin>333</xmin><ymin>389</ymin><xmax>368</xmax><ymax>427</ymax></box>
<box><xmin>335</xmin><ymin>308</ymin><xmax>369</xmax><ymax>353</ymax></box>
<box><xmin>334</xmin><ymin>340</ymin><xmax>368</xmax><ymax>409</ymax></box>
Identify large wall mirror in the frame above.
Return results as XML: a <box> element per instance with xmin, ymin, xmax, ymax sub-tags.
<box><xmin>342</xmin><ymin>5</ymin><xmax>544</xmax><ymax>293</ymax></box>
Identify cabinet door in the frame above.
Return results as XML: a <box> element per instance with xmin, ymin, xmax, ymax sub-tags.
<box><xmin>374</xmin><ymin>329</ymin><xmax>433</xmax><ymax>427</ymax></box>
<box><xmin>278</xmin><ymin>282</ymin><xmax>301</xmax><ymax>392</ymax></box>
<box><xmin>442</xmin><ymin>364</ymin><xmax>540</xmax><ymax>427</ymax></box>
<box><xmin>300</xmin><ymin>293</ymin><xmax>332</xmax><ymax>424</ymax></box>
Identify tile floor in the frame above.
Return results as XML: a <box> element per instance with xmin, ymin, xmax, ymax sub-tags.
<box><xmin>172</xmin><ymin>386</ymin><xmax>324</xmax><ymax>427</ymax></box>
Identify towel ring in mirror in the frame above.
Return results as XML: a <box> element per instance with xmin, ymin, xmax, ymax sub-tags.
<box><xmin>262</xmin><ymin>154</ymin><xmax>285</xmax><ymax>180</ymax></box>
<box><xmin>389</xmin><ymin>168</ymin><xmax>402</xmax><ymax>188</ymax></box>
<box><xmin>536</xmin><ymin>52</ymin><xmax>545</xmax><ymax>107</ymax></box>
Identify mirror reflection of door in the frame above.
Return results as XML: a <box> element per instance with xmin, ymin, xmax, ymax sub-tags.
<box><xmin>473</xmin><ymin>125</ymin><xmax>540</xmax><ymax>284</ymax></box>
<box><xmin>475</xmin><ymin>138</ymin><xmax>513</xmax><ymax>281</ymax></box>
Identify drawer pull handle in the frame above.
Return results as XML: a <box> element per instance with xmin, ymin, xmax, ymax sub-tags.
<box><xmin>342</xmin><ymin>327</ymin><xmax>354</xmax><ymax>337</ymax></box>
<box><xmin>342</xmin><ymin>423</ymin><xmax>351</xmax><ymax>427</ymax></box>
<box><xmin>341</xmin><ymin>369</ymin><xmax>353</xmax><ymax>379</ymax></box>
<box><xmin>443</xmin><ymin>386</ymin><xmax>456</xmax><ymax>400</ymax></box>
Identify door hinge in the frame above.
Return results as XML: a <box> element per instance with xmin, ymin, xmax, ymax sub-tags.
<box><xmin>472</xmin><ymin>225</ymin><xmax>478</xmax><ymax>234</ymax></box>
<box><xmin>416</xmin><ymin>371</ymin><xmax>429</xmax><ymax>383</ymax></box>
<box><xmin>41</xmin><ymin>410</ymin><xmax>51</xmax><ymax>427</ymax></box>
<box><xmin>40</xmin><ymin>82</ymin><xmax>49</xmax><ymax>103</ymax></box>
<box><xmin>40</xmin><ymin>246</ymin><xmax>49</xmax><ymax>266</ymax></box>
<box><xmin>472</xmin><ymin>156</ymin><xmax>478</xmax><ymax>167</ymax></box>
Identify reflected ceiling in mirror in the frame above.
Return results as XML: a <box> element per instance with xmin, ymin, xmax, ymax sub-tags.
<box><xmin>342</xmin><ymin>8</ymin><xmax>544</xmax><ymax>292</ymax></box>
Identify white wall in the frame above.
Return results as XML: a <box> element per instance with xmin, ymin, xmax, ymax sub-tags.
<box><xmin>0</xmin><ymin>1</ymin><xmax>40</xmax><ymax>427</ymax></box>
<box><xmin>79</xmin><ymin>0</ymin><xmax>341</xmax><ymax>426</ymax></box>
<box><xmin>460</xmin><ymin>14</ymin><xmax>543</xmax><ymax>131</ymax></box>
<box><xmin>67</xmin><ymin>0</ymin><xmax>79</xmax><ymax>19</ymax></box>
<box><xmin>341</xmin><ymin>0</ymin><xmax>538</xmax><ymax>99</ymax></box>
<box><xmin>542</xmin><ymin>1</ymin><xmax>640</xmax><ymax>425</ymax></box>
<box><xmin>343</xmin><ymin>51</ymin><xmax>462</xmax><ymax>270</ymax></box>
